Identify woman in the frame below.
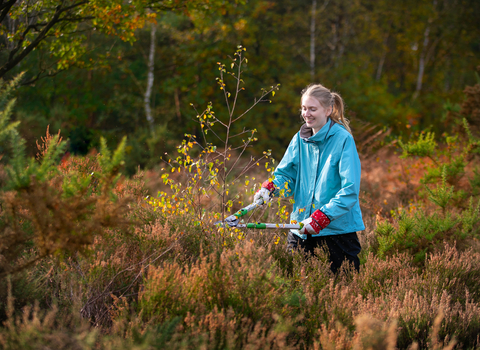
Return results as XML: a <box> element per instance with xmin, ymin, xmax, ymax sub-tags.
<box><xmin>255</xmin><ymin>84</ymin><xmax>364</xmax><ymax>273</ymax></box>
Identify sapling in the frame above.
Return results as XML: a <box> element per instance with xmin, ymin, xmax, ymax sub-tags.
<box><xmin>155</xmin><ymin>46</ymin><xmax>280</xmax><ymax>244</ymax></box>
<box><xmin>425</xmin><ymin>166</ymin><xmax>454</xmax><ymax>217</ymax></box>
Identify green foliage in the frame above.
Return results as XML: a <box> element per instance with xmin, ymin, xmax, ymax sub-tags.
<box><xmin>374</xmin><ymin>196</ymin><xmax>479</xmax><ymax>264</ymax></box>
<box><xmin>400</xmin><ymin>109</ymin><xmax>480</xmax><ymax>191</ymax></box>
<box><xmin>399</xmin><ymin>132</ymin><xmax>437</xmax><ymax>159</ymax></box>
<box><xmin>460</xmin><ymin>196</ymin><xmax>480</xmax><ymax>236</ymax></box>
<box><xmin>0</xmin><ymin>0</ymin><xmax>199</xmax><ymax>79</ymax></box>
<box><xmin>379</xmin><ymin>91</ymin><xmax>480</xmax><ymax>264</ymax></box>
<box><xmin>6</xmin><ymin>134</ymin><xmax>66</xmax><ymax>190</ymax></box>
<box><xmin>7</xmin><ymin>0</ymin><xmax>479</xmax><ymax>166</ymax></box>
<box><xmin>0</xmin><ymin>74</ymin><xmax>23</xmax><ymax>162</ymax></box>
<box><xmin>99</xmin><ymin>136</ymin><xmax>124</xmax><ymax>173</ymax></box>
<box><xmin>425</xmin><ymin>166</ymin><xmax>454</xmax><ymax>216</ymax></box>
<box><xmin>0</xmin><ymin>79</ymin><xmax>134</xmax><ymax>279</ymax></box>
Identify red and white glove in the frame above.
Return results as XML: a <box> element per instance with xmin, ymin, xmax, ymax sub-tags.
<box><xmin>254</xmin><ymin>180</ymin><xmax>276</xmax><ymax>204</ymax></box>
<box><xmin>299</xmin><ymin>209</ymin><xmax>331</xmax><ymax>235</ymax></box>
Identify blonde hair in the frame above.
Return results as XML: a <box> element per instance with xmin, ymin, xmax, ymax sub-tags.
<box><xmin>301</xmin><ymin>84</ymin><xmax>352</xmax><ymax>134</ymax></box>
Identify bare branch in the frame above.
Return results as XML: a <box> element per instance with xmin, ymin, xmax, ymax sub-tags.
<box><xmin>229</xmin><ymin>55</ymin><xmax>244</xmax><ymax>117</ymax></box>
<box><xmin>226</xmin><ymin>143</ymin><xmax>249</xmax><ymax>178</ymax></box>
<box><xmin>202</xmin><ymin>124</ymin><xmax>224</xmax><ymax>144</ymax></box>
<box><xmin>21</xmin><ymin>68</ymin><xmax>66</xmax><ymax>86</ymax></box>
<box><xmin>228</xmin><ymin>129</ymin><xmax>253</xmax><ymax>139</ymax></box>
<box><xmin>232</xmin><ymin>88</ymin><xmax>275</xmax><ymax>123</ymax></box>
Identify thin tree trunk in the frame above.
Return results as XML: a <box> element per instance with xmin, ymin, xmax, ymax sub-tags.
<box><xmin>413</xmin><ymin>25</ymin><xmax>430</xmax><ymax>100</ymax></box>
<box><xmin>310</xmin><ymin>0</ymin><xmax>329</xmax><ymax>81</ymax></box>
<box><xmin>174</xmin><ymin>87</ymin><xmax>181</xmax><ymax>120</ymax></box>
<box><xmin>413</xmin><ymin>0</ymin><xmax>437</xmax><ymax>100</ymax></box>
<box><xmin>144</xmin><ymin>22</ymin><xmax>156</xmax><ymax>133</ymax></box>
<box><xmin>310</xmin><ymin>0</ymin><xmax>317</xmax><ymax>82</ymax></box>
<box><xmin>376</xmin><ymin>33</ymin><xmax>389</xmax><ymax>82</ymax></box>
<box><xmin>338</xmin><ymin>15</ymin><xmax>346</xmax><ymax>63</ymax></box>
<box><xmin>331</xmin><ymin>21</ymin><xmax>338</xmax><ymax>67</ymax></box>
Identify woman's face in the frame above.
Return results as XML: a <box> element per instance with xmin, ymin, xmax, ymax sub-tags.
<box><xmin>301</xmin><ymin>95</ymin><xmax>331</xmax><ymax>134</ymax></box>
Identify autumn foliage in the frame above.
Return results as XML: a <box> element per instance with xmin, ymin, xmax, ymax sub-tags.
<box><xmin>2</xmin><ymin>64</ymin><xmax>480</xmax><ymax>349</ymax></box>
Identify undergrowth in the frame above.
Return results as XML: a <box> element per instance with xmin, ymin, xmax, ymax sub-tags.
<box><xmin>1</xmin><ymin>56</ymin><xmax>480</xmax><ymax>349</ymax></box>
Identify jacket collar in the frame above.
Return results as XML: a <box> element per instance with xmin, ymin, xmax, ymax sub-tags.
<box><xmin>300</xmin><ymin>118</ymin><xmax>336</xmax><ymax>142</ymax></box>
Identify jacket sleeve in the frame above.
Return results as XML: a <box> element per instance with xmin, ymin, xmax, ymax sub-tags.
<box><xmin>320</xmin><ymin>136</ymin><xmax>361</xmax><ymax>220</ymax></box>
<box><xmin>272</xmin><ymin>135</ymin><xmax>299</xmax><ymax>198</ymax></box>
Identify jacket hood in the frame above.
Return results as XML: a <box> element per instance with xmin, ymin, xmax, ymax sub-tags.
<box><xmin>300</xmin><ymin>118</ymin><xmax>340</xmax><ymax>142</ymax></box>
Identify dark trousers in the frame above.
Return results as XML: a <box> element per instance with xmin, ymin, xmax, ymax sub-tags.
<box><xmin>287</xmin><ymin>231</ymin><xmax>361</xmax><ymax>274</ymax></box>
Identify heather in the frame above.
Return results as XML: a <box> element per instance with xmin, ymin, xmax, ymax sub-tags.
<box><xmin>2</xmin><ymin>55</ymin><xmax>480</xmax><ymax>349</ymax></box>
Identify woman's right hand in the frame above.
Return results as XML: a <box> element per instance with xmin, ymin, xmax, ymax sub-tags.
<box><xmin>254</xmin><ymin>180</ymin><xmax>276</xmax><ymax>204</ymax></box>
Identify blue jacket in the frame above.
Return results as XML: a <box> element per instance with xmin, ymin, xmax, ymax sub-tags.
<box><xmin>272</xmin><ymin>119</ymin><xmax>365</xmax><ymax>239</ymax></box>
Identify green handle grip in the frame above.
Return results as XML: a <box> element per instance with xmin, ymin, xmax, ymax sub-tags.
<box><xmin>246</xmin><ymin>223</ymin><xmax>267</xmax><ymax>229</ymax></box>
<box><xmin>234</xmin><ymin>208</ymin><xmax>249</xmax><ymax>218</ymax></box>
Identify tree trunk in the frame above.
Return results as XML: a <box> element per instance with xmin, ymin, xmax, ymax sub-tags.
<box><xmin>144</xmin><ymin>22</ymin><xmax>156</xmax><ymax>133</ymax></box>
<box><xmin>413</xmin><ymin>0</ymin><xmax>437</xmax><ymax>100</ymax></box>
<box><xmin>413</xmin><ymin>25</ymin><xmax>430</xmax><ymax>100</ymax></box>
<box><xmin>174</xmin><ymin>87</ymin><xmax>181</xmax><ymax>120</ymax></box>
<box><xmin>376</xmin><ymin>33</ymin><xmax>389</xmax><ymax>82</ymax></box>
<box><xmin>310</xmin><ymin>0</ymin><xmax>317</xmax><ymax>82</ymax></box>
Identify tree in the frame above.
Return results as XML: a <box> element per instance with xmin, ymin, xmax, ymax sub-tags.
<box><xmin>0</xmin><ymin>0</ymin><xmax>237</xmax><ymax>83</ymax></box>
<box><xmin>7</xmin><ymin>0</ymin><xmax>480</xmax><ymax>169</ymax></box>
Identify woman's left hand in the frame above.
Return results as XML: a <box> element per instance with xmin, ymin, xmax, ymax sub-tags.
<box><xmin>299</xmin><ymin>209</ymin><xmax>331</xmax><ymax>235</ymax></box>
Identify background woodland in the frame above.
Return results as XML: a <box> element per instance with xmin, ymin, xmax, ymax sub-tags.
<box><xmin>1</xmin><ymin>0</ymin><xmax>480</xmax><ymax>349</ymax></box>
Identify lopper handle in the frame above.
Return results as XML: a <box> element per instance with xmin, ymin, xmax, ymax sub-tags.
<box><xmin>244</xmin><ymin>222</ymin><xmax>304</xmax><ymax>230</ymax></box>
<box><xmin>233</xmin><ymin>198</ymin><xmax>264</xmax><ymax>219</ymax></box>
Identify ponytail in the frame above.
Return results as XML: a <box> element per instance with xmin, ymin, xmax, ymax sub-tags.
<box><xmin>330</xmin><ymin>92</ymin><xmax>351</xmax><ymax>134</ymax></box>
